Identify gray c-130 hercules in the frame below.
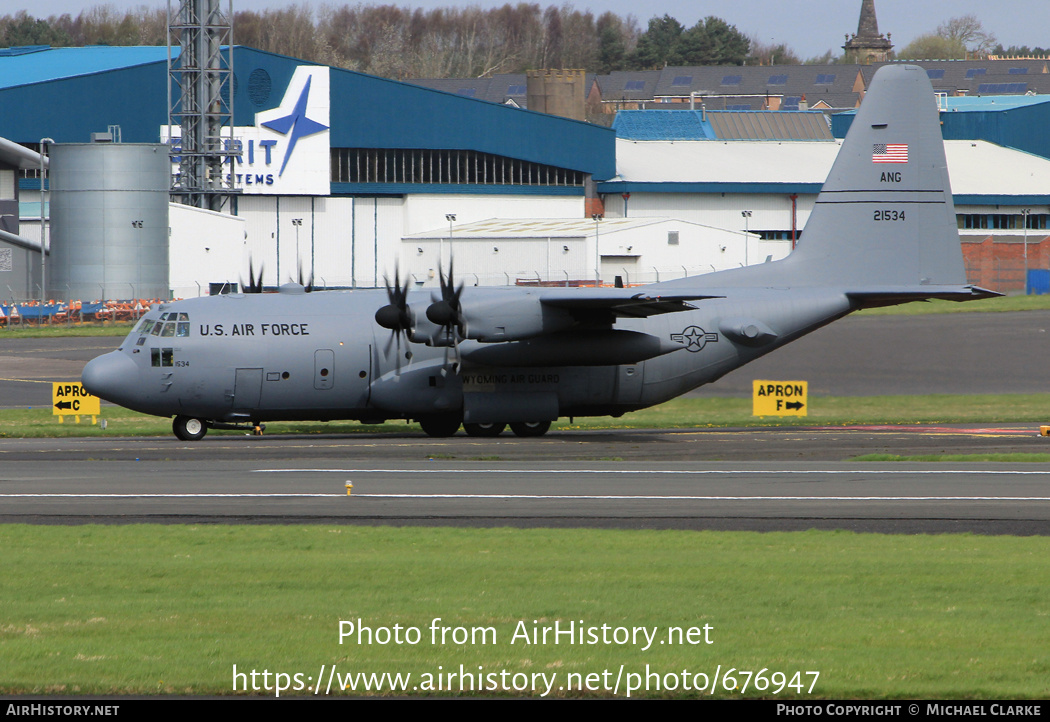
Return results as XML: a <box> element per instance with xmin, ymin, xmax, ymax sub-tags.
<box><xmin>83</xmin><ymin>66</ymin><xmax>996</xmax><ymax>441</ymax></box>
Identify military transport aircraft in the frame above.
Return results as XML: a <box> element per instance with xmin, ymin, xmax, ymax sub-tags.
<box><xmin>83</xmin><ymin>65</ymin><xmax>995</xmax><ymax>440</ymax></box>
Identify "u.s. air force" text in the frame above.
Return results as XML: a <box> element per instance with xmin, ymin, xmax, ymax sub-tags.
<box><xmin>199</xmin><ymin>323</ymin><xmax>309</xmax><ymax>337</ymax></box>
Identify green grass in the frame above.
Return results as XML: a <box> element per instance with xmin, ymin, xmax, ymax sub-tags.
<box><xmin>6</xmin><ymin>393</ymin><xmax>1050</xmax><ymax>438</ymax></box>
<box><xmin>854</xmin><ymin>294</ymin><xmax>1050</xmax><ymax>315</ymax></box>
<box><xmin>0</xmin><ymin>322</ymin><xmax>136</xmax><ymax>338</ymax></box>
<box><xmin>2</xmin><ymin>525</ymin><xmax>1048</xmax><ymax>698</ymax></box>
<box><xmin>856</xmin><ymin>453</ymin><xmax>1050</xmax><ymax>463</ymax></box>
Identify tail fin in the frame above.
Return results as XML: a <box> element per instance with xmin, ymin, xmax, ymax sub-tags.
<box><xmin>787</xmin><ymin>64</ymin><xmax>969</xmax><ymax>291</ymax></box>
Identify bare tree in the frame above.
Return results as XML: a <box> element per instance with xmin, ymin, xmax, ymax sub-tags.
<box><xmin>937</xmin><ymin>14</ymin><xmax>996</xmax><ymax>56</ymax></box>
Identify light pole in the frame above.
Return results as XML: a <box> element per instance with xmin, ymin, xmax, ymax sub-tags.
<box><xmin>291</xmin><ymin>218</ymin><xmax>302</xmax><ymax>282</ymax></box>
<box><xmin>592</xmin><ymin>213</ymin><xmax>603</xmax><ymax>286</ymax></box>
<box><xmin>1022</xmin><ymin>208</ymin><xmax>1031</xmax><ymax>294</ymax></box>
<box><xmin>741</xmin><ymin>210</ymin><xmax>752</xmax><ymax>267</ymax></box>
<box><xmin>444</xmin><ymin>213</ymin><xmax>456</xmax><ymax>270</ymax></box>
<box><xmin>39</xmin><ymin>137</ymin><xmax>53</xmax><ymax>303</ymax></box>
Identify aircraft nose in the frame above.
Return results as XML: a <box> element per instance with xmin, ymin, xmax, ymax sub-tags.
<box><xmin>82</xmin><ymin>351</ymin><xmax>138</xmax><ymax>405</ymax></box>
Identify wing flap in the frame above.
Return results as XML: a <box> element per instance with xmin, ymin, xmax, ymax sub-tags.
<box><xmin>539</xmin><ymin>289</ymin><xmax>719</xmax><ymax>318</ymax></box>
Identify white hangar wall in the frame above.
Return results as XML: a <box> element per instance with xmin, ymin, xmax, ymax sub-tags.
<box><xmin>400</xmin><ymin>217</ymin><xmax>787</xmax><ymax>288</ymax></box>
<box><xmin>229</xmin><ymin>193</ymin><xmax>584</xmax><ymax>292</ymax></box>
<box><xmin>602</xmin><ymin>191</ymin><xmax>816</xmax><ymax>242</ymax></box>
<box><xmin>168</xmin><ymin>203</ymin><xmax>247</xmax><ymax>299</ymax></box>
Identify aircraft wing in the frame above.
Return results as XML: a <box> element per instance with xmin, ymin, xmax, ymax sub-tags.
<box><xmin>538</xmin><ymin>289</ymin><xmax>719</xmax><ymax>318</ymax></box>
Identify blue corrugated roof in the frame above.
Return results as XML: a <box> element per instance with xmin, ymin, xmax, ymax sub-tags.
<box><xmin>830</xmin><ymin>93</ymin><xmax>1050</xmax><ymax>162</ymax></box>
<box><xmin>613</xmin><ymin>110</ymin><xmax>713</xmax><ymax>140</ymax></box>
<box><xmin>0</xmin><ymin>45</ymin><xmax>176</xmax><ymax>90</ymax></box>
<box><xmin>0</xmin><ymin>44</ymin><xmax>614</xmax><ymax>179</ymax></box>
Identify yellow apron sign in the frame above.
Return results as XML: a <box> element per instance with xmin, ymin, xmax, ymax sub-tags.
<box><xmin>52</xmin><ymin>382</ymin><xmax>100</xmax><ymax>419</ymax></box>
<box><xmin>753</xmin><ymin>380</ymin><xmax>808</xmax><ymax>417</ymax></box>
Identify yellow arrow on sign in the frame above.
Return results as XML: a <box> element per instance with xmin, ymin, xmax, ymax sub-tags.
<box><xmin>753</xmin><ymin>380</ymin><xmax>808</xmax><ymax>417</ymax></box>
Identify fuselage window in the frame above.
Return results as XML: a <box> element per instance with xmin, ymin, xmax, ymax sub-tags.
<box><xmin>152</xmin><ymin>347</ymin><xmax>175</xmax><ymax>367</ymax></box>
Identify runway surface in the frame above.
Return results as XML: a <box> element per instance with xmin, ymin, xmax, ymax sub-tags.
<box><xmin>3</xmin><ymin>426</ymin><xmax>1050</xmax><ymax>534</ymax></box>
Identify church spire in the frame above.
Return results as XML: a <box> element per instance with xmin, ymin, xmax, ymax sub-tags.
<box><xmin>843</xmin><ymin>0</ymin><xmax>893</xmax><ymax>64</ymax></box>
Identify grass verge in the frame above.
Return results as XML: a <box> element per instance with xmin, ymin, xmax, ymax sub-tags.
<box><xmin>4</xmin><ymin>394</ymin><xmax>1050</xmax><ymax>438</ymax></box>
<box><xmin>856</xmin><ymin>453</ymin><xmax>1050</xmax><ymax>463</ymax></box>
<box><xmin>3</xmin><ymin>525</ymin><xmax>1048</xmax><ymax>698</ymax></box>
<box><xmin>0</xmin><ymin>322</ymin><xmax>136</xmax><ymax>338</ymax></box>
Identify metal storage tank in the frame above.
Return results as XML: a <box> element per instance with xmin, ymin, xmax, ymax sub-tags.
<box><xmin>49</xmin><ymin>142</ymin><xmax>169</xmax><ymax>301</ymax></box>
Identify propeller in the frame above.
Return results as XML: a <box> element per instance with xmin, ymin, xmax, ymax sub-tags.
<box><xmin>375</xmin><ymin>263</ymin><xmax>414</xmax><ymax>375</ymax></box>
<box><xmin>426</xmin><ymin>259</ymin><xmax>467</xmax><ymax>374</ymax></box>
<box><xmin>243</xmin><ymin>258</ymin><xmax>265</xmax><ymax>294</ymax></box>
<box><xmin>296</xmin><ymin>261</ymin><xmax>314</xmax><ymax>293</ymax></box>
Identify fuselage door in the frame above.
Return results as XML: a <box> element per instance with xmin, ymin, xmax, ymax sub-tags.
<box><xmin>615</xmin><ymin>364</ymin><xmax>644</xmax><ymax>404</ymax></box>
<box><xmin>233</xmin><ymin>368</ymin><xmax>263</xmax><ymax>410</ymax></box>
<box><xmin>314</xmin><ymin>349</ymin><xmax>335</xmax><ymax>390</ymax></box>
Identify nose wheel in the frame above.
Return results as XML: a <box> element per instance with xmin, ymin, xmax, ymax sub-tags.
<box><xmin>173</xmin><ymin>415</ymin><xmax>208</xmax><ymax>441</ymax></box>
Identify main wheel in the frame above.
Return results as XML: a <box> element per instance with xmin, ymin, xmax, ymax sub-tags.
<box><xmin>463</xmin><ymin>422</ymin><xmax>506</xmax><ymax>437</ymax></box>
<box><xmin>509</xmin><ymin>420</ymin><xmax>551</xmax><ymax>437</ymax></box>
<box><xmin>418</xmin><ymin>414</ymin><xmax>462</xmax><ymax>437</ymax></box>
<box><xmin>173</xmin><ymin>415</ymin><xmax>208</xmax><ymax>441</ymax></box>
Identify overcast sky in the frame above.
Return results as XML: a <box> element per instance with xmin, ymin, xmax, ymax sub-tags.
<box><xmin>15</xmin><ymin>1</ymin><xmax>1049</xmax><ymax>59</ymax></box>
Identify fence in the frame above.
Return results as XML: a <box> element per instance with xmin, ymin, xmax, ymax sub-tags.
<box><xmin>0</xmin><ymin>298</ymin><xmax>164</xmax><ymax>328</ymax></box>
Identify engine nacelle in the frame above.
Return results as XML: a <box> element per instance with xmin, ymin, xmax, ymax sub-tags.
<box><xmin>457</xmin><ymin>292</ymin><xmax>575</xmax><ymax>342</ymax></box>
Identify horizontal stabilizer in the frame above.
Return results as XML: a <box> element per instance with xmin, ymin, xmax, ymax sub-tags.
<box><xmin>847</xmin><ymin>285</ymin><xmax>1003</xmax><ymax>308</ymax></box>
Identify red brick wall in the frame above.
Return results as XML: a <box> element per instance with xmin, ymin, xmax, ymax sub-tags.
<box><xmin>962</xmin><ymin>236</ymin><xmax>1050</xmax><ymax>292</ymax></box>
<box><xmin>584</xmin><ymin>197</ymin><xmax>605</xmax><ymax>218</ymax></box>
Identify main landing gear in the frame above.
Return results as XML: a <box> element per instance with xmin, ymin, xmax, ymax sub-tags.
<box><xmin>173</xmin><ymin>415</ymin><xmax>208</xmax><ymax>441</ymax></box>
<box><xmin>509</xmin><ymin>421</ymin><xmax>551</xmax><ymax>437</ymax></box>
<box><xmin>418</xmin><ymin>416</ymin><xmax>552</xmax><ymax>438</ymax></box>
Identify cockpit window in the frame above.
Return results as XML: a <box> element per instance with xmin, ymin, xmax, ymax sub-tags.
<box><xmin>178</xmin><ymin>313</ymin><xmax>189</xmax><ymax>321</ymax></box>
<box><xmin>139</xmin><ymin>319</ymin><xmax>155</xmax><ymax>335</ymax></box>
<box><xmin>176</xmin><ymin>322</ymin><xmax>190</xmax><ymax>337</ymax></box>
<box><xmin>161</xmin><ymin>322</ymin><xmax>176</xmax><ymax>337</ymax></box>
<box><xmin>151</xmin><ymin>322</ymin><xmax>163</xmax><ymax>336</ymax></box>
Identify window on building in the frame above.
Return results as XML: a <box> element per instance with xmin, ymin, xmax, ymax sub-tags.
<box><xmin>331</xmin><ymin>148</ymin><xmax>585</xmax><ymax>188</ymax></box>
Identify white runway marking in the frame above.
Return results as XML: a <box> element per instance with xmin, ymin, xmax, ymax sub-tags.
<box><xmin>0</xmin><ymin>493</ymin><xmax>343</xmax><ymax>498</ymax></box>
<box><xmin>3</xmin><ymin>493</ymin><xmax>1050</xmax><ymax>502</ymax></box>
<box><xmin>253</xmin><ymin>468</ymin><xmax>1050</xmax><ymax>476</ymax></box>
<box><xmin>345</xmin><ymin>494</ymin><xmax>1050</xmax><ymax>501</ymax></box>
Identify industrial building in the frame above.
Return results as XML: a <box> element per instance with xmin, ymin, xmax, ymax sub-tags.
<box><xmin>0</xmin><ymin>44</ymin><xmax>616</xmax><ymax>299</ymax></box>
<box><xmin>1</xmin><ymin>41</ymin><xmax>1048</xmax><ymax>301</ymax></box>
